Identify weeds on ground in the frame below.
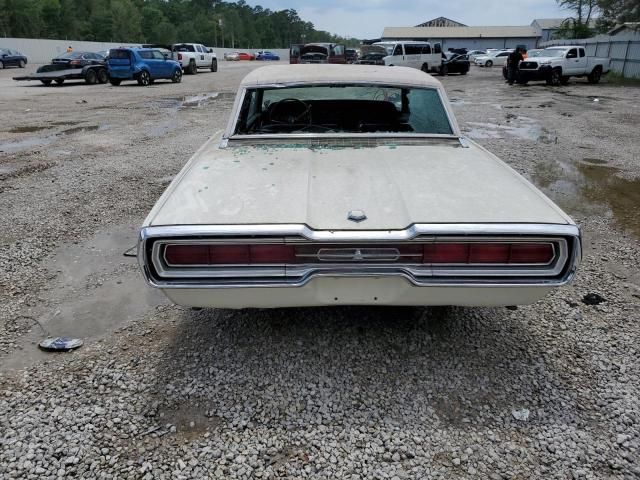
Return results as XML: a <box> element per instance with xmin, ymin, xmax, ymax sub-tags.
<box><xmin>605</xmin><ymin>71</ymin><xmax>640</xmax><ymax>85</ymax></box>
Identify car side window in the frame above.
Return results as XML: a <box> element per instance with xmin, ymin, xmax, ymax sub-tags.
<box><xmin>421</xmin><ymin>45</ymin><xmax>431</xmax><ymax>54</ymax></box>
<box><xmin>567</xmin><ymin>48</ymin><xmax>578</xmax><ymax>58</ymax></box>
<box><xmin>434</xmin><ymin>43</ymin><xmax>442</xmax><ymax>54</ymax></box>
<box><xmin>579</xmin><ymin>48</ymin><xmax>585</xmax><ymax>58</ymax></box>
<box><xmin>392</xmin><ymin>44</ymin><xmax>403</xmax><ymax>56</ymax></box>
<box><xmin>139</xmin><ymin>51</ymin><xmax>153</xmax><ymax>59</ymax></box>
<box><xmin>152</xmin><ymin>50</ymin><xmax>165</xmax><ymax>60</ymax></box>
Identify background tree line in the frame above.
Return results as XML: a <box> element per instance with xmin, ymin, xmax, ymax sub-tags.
<box><xmin>0</xmin><ymin>0</ymin><xmax>359</xmax><ymax>48</ymax></box>
<box><xmin>556</xmin><ymin>0</ymin><xmax>640</xmax><ymax>38</ymax></box>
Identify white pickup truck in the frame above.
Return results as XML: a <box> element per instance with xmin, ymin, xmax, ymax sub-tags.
<box><xmin>172</xmin><ymin>43</ymin><xmax>217</xmax><ymax>74</ymax></box>
<box><xmin>517</xmin><ymin>46</ymin><xmax>610</xmax><ymax>85</ymax></box>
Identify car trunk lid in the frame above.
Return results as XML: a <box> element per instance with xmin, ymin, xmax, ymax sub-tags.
<box><xmin>147</xmin><ymin>139</ymin><xmax>571</xmax><ymax>229</ymax></box>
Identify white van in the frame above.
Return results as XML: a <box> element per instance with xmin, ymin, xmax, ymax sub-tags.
<box><xmin>374</xmin><ymin>41</ymin><xmax>443</xmax><ymax>74</ymax></box>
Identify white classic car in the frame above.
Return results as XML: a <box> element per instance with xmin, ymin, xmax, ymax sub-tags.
<box><xmin>138</xmin><ymin>65</ymin><xmax>581</xmax><ymax>308</ymax></box>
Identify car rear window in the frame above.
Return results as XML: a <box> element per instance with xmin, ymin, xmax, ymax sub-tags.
<box><xmin>174</xmin><ymin>44</ymin><xmax>196</xmax><ymax>52</ymax></box>
<box><xmin>234</xmin><ymin>84</ymin><xmax>453</xmax><ymax>136</ymax></box>
<box><xmin>109</xmin><ymin>49</ymin><xmax>130</xmax><ymax>59</ymax></box>
<box><xmin>57</xmin><ymin>52</ymin><xmax>82</xmax><ymax>59</ymax></box>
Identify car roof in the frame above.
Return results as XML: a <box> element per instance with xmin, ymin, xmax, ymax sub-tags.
<box><xmin>375</xmin><ymin>41</ymin><xmax>431</xmax><ymax>45</ymax></box>
<box><xmin>240</xmin><ymin>65</ymin><xmax>442</xmax><ymax>88</ymax></box>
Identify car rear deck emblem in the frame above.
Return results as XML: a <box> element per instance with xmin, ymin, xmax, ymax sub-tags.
<box><xmin>348</xmin><ymin>210</ymin><xmax>367</xmax><ymax>222</ymax></box>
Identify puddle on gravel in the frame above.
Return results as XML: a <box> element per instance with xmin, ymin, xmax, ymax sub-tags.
<box><xmin>181</xmin><ymin>92</ymin><xmax>220</xmax><ymax>107</ymax></box>
<box><xmin>534</xmin><ymin>158</ymin><xmax>640</xmax><ymax>239</ymax></box>
<box><xmin>465</xmin><ymin>116</ymin><xmax>556</xmax><ymax>143</ymax></box>
<box><xmin>145</xmin><ymin>92</ymin><xmax>233</xmax><ymax>136</ymax></box>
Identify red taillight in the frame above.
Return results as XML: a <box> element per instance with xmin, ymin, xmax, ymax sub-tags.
<box><xmin>423</xmin><ymin>243</ymin><xmax>469</xmax><ymax>263</ymax></box>
<box><xmin>165</xmin><ymin>244</ymin><xmax>209</xmax><ymax>265</ymax></box>
<box><xmin>163</xmin><ymin>242</ymin><xmax>555</xmax><ymax>266</ymax></box>
<box><xmin>250</xmin><ymin>245</ymin><xmax>296</xmax><ymax>263</ymax></box>
<box><xmin>423</xmin><ymin>242</ymin><xmax>554</xmax><ymax>264</ymax></box>
<box><xmin>209</xmin><ymin>245</ymin><xmax>250</xmax><ymax>264</ymax></box>
<box><xmin>164</xmin><ymin>244</ymin><xmax>295</xmax><ymax>265</ymax></box>
<box><xmin>469</xmin><ymin>243</ymin><xmax>510</xmax><ymax>263</ymax></box>
<box><xmin>509</xmin><ymin>243</ymin><xmax>554</xmax><ymax>264</ymax></box>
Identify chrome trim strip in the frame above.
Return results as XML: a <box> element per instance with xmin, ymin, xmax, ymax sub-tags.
<box><xmin>151</xmin><ymin>239</ymin><xmax>565</xmax><ymax>280</ymax></box>
<box><xmin>138</xmin><ymin>223</ymin><xmax>580</xmax><ymax>289</ymax></box>
<box><xmin>227</xmin><ymin>133</ymin><xmax>461</xmax><ymax>142</ymax></box>
<box><xmin>140</xmin><ymin>223</ymin><xmax>580</xmax><ymax>242</ymax></box>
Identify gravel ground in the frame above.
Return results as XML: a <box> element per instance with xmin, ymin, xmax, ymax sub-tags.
<box><xmin>1</xmin><ymin>63</ymin><xmax>639</xmax><ymax>479</ymax></box>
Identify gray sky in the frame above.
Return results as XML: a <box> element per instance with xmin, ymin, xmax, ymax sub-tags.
<box><xmin>250</xmin><ymin>0</ymin><xmax>568</xmax><ymax>38</ymax></box>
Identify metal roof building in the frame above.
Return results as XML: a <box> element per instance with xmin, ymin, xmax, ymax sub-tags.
<box><xmin>381</xmin><ymin>25</ymin><xmax>541</xmax><ymax>51</ymax></box>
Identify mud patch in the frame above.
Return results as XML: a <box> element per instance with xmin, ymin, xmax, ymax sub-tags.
<box><xmin>8</xmin><ymin>125</ymin><xmax>50</xmax><ymax>134</ymax></box>
<box><xmin>61</xmin><ymin>125</ymin><xmax>101</xmax><ymax>135</ymax></box>
<box><xmin>0</xmin><ymin>136</ymin><xmax>57</xmax><ymax>154</ymax></box>
<box><xmin>180</xmin><ymin>91</ymin><xmax>236</xmax><ymax>108</ymax></box>
<box><xmin>0</xmin><ymin>224</ymin><xmax>166</xmax><ymax>372</ymax></box>
<box><xmin>0</xmin><ymin>124</ymin><xmax>109</xmax><ymax>154</ymax></box>
<box><xmin>158</xmin><ymin>403</ymin><xmax>223</xmax><ymax>440</ymax></box>
<box><xmin>0</xmin><ymin>161</ymin><xmax>55</xmax><ymax>182</ymax></box>
<box><xmin>582</xmin><ymin>158</ymin><xmax>608</xmax><ymax>165</ymax></box>
<box><xmin>181</xmin><ymin>92</ymin><xmax>220</xmax><ymax>107</ymax></box>
<box><xmin>50</xmin><ymin>121</ymin><xmax>80</xmax><ymax>126</ymax></box>
<box><xmin>465</xmin><ymin>116</ymin><xmax>557</xmax><ymax>143</ymax></box>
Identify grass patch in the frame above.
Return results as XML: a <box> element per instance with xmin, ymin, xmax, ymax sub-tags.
<box><xmin>604</xmin><ymin>71</ymin><xmax>640</xmax><ymax>85</ymax></box>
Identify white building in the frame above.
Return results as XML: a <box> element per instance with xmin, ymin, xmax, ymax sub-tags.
<box><xmin>381</xmin><ymin>25</ymin><xmax>541</xmax><ymax>51</ymax></box>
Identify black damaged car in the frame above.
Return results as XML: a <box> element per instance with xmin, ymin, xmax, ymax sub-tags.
<box><xmin>355</xmin><ymin>45</ymin><xmax>387</xmax><ymax>66</ymax></box>
<box><xmin>440</xmin><ymin>52</ymin><xmax>470</xmax><ymax>76</ymax></box>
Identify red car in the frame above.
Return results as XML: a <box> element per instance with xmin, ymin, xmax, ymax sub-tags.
<box><xmin>237</xmin><ymin>52</ymin><xmax>255</xmax><ymax>61</ymax></box>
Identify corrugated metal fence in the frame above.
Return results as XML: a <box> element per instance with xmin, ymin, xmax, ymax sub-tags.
<box><xmin>540</xmin><ymin>31</ymin><xmax>640</xmax><ymax>78</ymax></box>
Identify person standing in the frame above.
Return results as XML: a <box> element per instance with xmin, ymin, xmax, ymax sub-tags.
<box><xmin>507</xmin><ymin>47</ymin><xmax>523</xmax><ymax>85</ymax></box>
<box><xmin>66</xmin><ymin>46</ymin><xmax>73</xmax><ymax>53</ymax></box>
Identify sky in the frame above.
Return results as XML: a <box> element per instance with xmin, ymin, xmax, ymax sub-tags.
<box><xmin>248</xmin><ymin>0</ymin><xmax>569</xmax><ymax>39</ymax></box>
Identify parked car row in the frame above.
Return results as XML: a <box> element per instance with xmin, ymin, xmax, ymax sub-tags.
<box><xmin>12</xmin><ymin>44</ymin><xmax>219</xmax><ymax>87</ymax></box>
<box><xmin>224</xmin><ymin>51</ymin><xmax>280</xmax><ymax>61</ymax></box>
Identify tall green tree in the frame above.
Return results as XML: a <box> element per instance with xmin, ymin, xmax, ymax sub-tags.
<box><xmin>1</xmin><ymin>0</ymin><xmax>360</xmax><ymax>47</ymax></box>
<box><xmin>555</xmin><ymin>0</ymin><xmax>599</xmax><ymax>38</ymax></box>
<box><xmin>597</xmin><ymin>0</ymin><xmax>640</xmax><ymax>30</ymax></box>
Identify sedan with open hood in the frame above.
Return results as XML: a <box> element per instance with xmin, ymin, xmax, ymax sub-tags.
<box><xmin>138</xmin><ymin>65</ymin><xmax>581</xmax><ymax>308</ymax></box>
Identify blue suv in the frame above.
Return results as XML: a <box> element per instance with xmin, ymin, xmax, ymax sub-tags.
<box><xmin>107</xmin><ymin>48</ymin><xmax>182</xmax><ymax>86</ymax></box>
